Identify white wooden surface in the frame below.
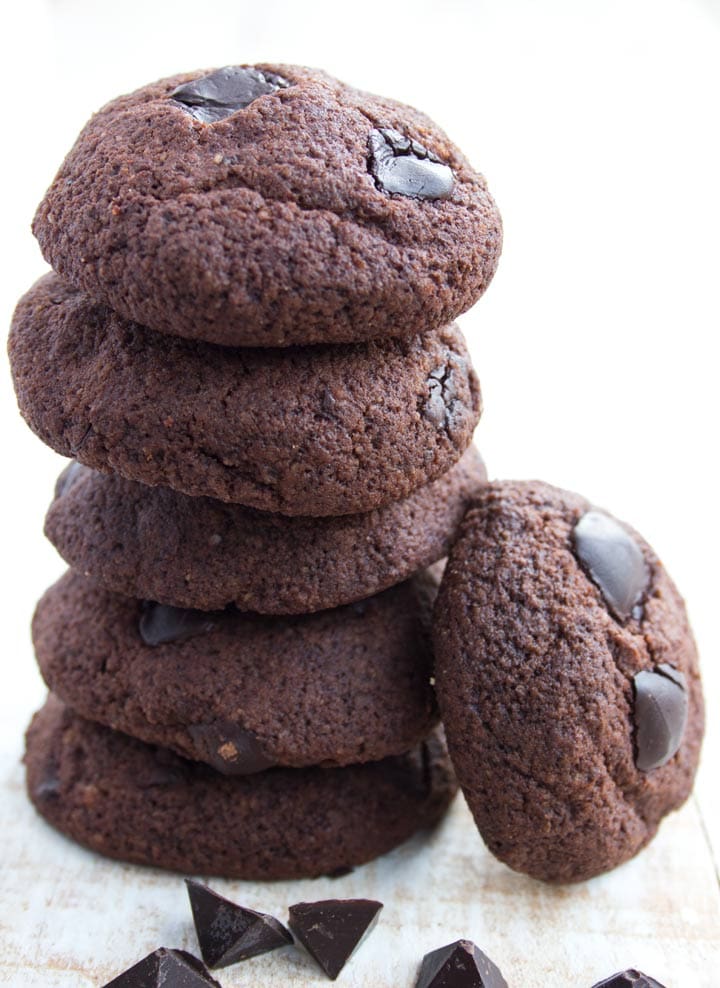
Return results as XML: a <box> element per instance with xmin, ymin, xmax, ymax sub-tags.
<box><xmin>1</xmin><ymin>753</ymin><xmax>718</xmax><ymax>988</ymax></box>
<box><xmin>1</xmin><ymin>0</ymin><xmax>719</xmax><ymax>985</ymax></box>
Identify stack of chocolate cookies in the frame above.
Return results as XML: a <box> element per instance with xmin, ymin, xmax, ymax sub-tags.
<box><xmin>9</xmin><ymin>64</ymin><xmax>503</xmax><ymax>879</ymax></box>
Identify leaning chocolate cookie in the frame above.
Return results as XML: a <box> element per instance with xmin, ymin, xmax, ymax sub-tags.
<box><xmin>44</xmin><ymin>448</ymin><xmax>486</xmax><ymax>613</ymax></box>
<box><xmin>10</xmin><ymin>274</ymin><xmax>481</xmax><ymax>515</ymax></box>
<box><xmin>32</xmin><ymin>64</ymin><xmax>502</xmax><ymax>348</ymax></box>
<box><xmin>433</xmin><ymin>481</ymin><xmax>703</xmax><ymax>883</ymax></box>
<box><xmin>33</xmin><ymin>569</ymin><xmax>439</xmax><ymax>771</ymax></box>
<box><xmin>25</xmin><ymin>697</ymin><xmax>456</xmax><ymax>880</ymax></box>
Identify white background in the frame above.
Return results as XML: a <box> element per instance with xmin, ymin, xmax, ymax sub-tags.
<box><xmin>0</xmin><ymin>0</ymin><xmax>718</xmax><ymax>984</ymax></box>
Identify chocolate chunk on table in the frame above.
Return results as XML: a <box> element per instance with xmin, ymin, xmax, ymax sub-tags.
<box><xmin>590</xmin><ymin>969</ymin><xmax>667</xmax><ymax>988</ymax></box>
<box><xmin>416</xmin><ymin>939</ymin><xmax>508</xmax><ymax>988</ymax></box>
<box><xmin>186</xmin><ymin>880</ymin><xmax>292</xmax><ymax>968</ymax></box>
<box><xmin>102</xmin><ymin>948</ymin><xmax>220</xmax><ymax>987</ymax></box>
<box><xmin>288</xmin><ymin>898</ymin><xmax>382</xmax><ymax>980</ymax></box>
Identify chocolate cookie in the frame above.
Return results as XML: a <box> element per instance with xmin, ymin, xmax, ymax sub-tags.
<box><xmin>33</xmin><ymin>568</ymin><xmax>439</xmax><ymax>771</ymax></box>
<box><xmin>433</xmin><ymin>481</ymin><xmax>704</xmax><ymax>883</ymax></box>
<box><xmin>10</xmin><ymin>274</ymin><xmax>482</xmax><ymax>515</ymax></box>
<box><xmin>32</xmin><ymin>64</ymin><xmax>502</xmax><ymax>348</ymax></box>
<box><xmin>44</xmin><ymin>448</ymin><xmax>486</xmax><ymax>613</ymax></box>
<box><xmin>25</xmin><ymin>697</ymin><xmax>457</xmax><ymax>880</ymax></box>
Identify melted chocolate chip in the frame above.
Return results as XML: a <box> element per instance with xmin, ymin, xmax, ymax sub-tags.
<box><xmin>136</xmin><ymin>748</ymin><xmax>188</xmax><ymax>789</ymax></box>
<box><xmin>416</xmin><ymin>939</ymin><xmax>508</xmax><ymax>988</ymax></box>
<box><xmin>138</xmin><ymin>602</ymin><xmax>222</xmax><ymax>646</ymax></box>
<box><xmin>102</xmin><ymin>948</ymin><xmax>220</xmax><ymax>987</ymax></box>
<box><xmin>368</xmin><ymin>128</ymin><xmax>454</xmax><ymax>200</ymax></box>
<box><xmin>591</xmin><ymin>970</ymin><xmax>667</xmax><ymax>988</ymax></box>
<box><xmin>288</xmin><ymin>899</ymin><xmax>382</xmax><ymax>980</ymax></box>
<box><xmin>53</xmin><ymin>460</ymin><xmax>84</xmax><ymax>500</ymax></box>
<box><xmin>633</xmin><ymin>664</ymin><xmax>688</xmax><ymax>772</ymax></box>
<box><xmin>170</xmin><ymin>66</ymin><xmax>289</xmax><ymax>123</ymax></box>
<box><xmin>34</xmin><ymin>755</ymin><xmax>60</xmax><ymax>801</ymax></box>
<box><xmin>573</xmin><ymin>511</ymin><xmax>650</xmax><ymax>621</ymax></box>
<box><xmin>188</xmin><ymin>721</ymin><xmax>276</xmax><ymax>774</ymax></box>
<box><xmin>425</xmin><ymin>363</ymin><xmax>461</xmax><ymax>428</ymax></box>
<box><xmin>186</xmin><ymin>880</ymin><xmax>292</xmax><ymax>969</ymax></box>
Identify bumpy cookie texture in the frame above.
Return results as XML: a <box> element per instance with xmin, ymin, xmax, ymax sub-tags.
<box><xmin>44</xmin><ymin>448</ymin><xmax>486</xmax><ymax>613</ymax></box>
<box><xmin>10</xmin><ymin>274</ymin><xmax>482</xmax><ymax>515</ymax></box>
<box><xmin>25</xmin><ymin>698</ymin><xmax>457</xmax><ymax>880</ymax></box>
<box><xmin>433</xmin><ymin>480</ymin><xmax>704</xmax><ymax>883</ymax></box>
<box><xmin>33</xmin><ymin>568</ymin><xmax>439</xmax><ymax>771</ymax></box>
<box><xmin>32</xmin><ymin>64</ymin><xmax>502</xmax><ymax>347</ymax></box>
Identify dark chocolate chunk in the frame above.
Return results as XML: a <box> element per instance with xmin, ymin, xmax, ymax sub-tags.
<box><xmin>186</xmin><ymin>880</ymin><xmax>292</xmax><ymax>969</ymax></box>
<box><xmin>633</xmin><ymin>664</ymin><xmax>688</xmax><ymax>772</ymax></box>
<box><xmin>425</xmin><ymin>364</ymin><xmax>461</xmax><ymax>428</ymax></box>
<box><xmin>102</xmin><ymin>947</ymin><xmax>220</xmax><ymax>987</ymax></box>
<box><xmin>53</xmin><ymin>460</ymin><xmax>84</xmax><ymax>499</ymax></box>
<box><xmin>288</xmin><ymin>898</ymin><xmax>382</xmax><ymax>980</ymax></box>
<box><xmin>416</xmin><ymin>939</ymin><xmax>508</xmax><ymax>988</ymax></box>
<box><xmin>136</xmin><ymin>748</ymin><xmax>189</xmax><ymax>789</ymax></box>
<box><xmin>188</xmin><ymin>722</ymin><xmax>276</xmax><ymax>775</ymax></box>
<box><xmin>591</xmin><ymin>969</ymin><xmax>667</xmax><ymax>988</ymax></box>
<box><xmin>170</xmin><ymin>66</ymin><xmax>289</xmax><ymax>123</ymax></box>
<box><xmin>33</xmin><ymin>753</ymin><xmax>60</xmax><ymax>801</ymax></box>
<box><xmin>138</xmin><ymin>602</ymin><xmax>222</xmax><ymax>646</ymax></box>
<box><xmin>368</xmin><ymin>128</ymin><xmax>454</xmax><ymax>200</ymax></box>
<box><xmin>573</xmin><ymin>511</ymin><xmax>650</xmax><ymax>621</ymax></box>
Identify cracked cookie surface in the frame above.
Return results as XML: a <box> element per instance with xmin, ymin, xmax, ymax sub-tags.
<box><xmin>433</xmin><ymin>480</ymin><xmax>704</xmax><ymax>882</ymax></box>
<box><xmin>32</xmin><ymin>63</ymin><xmax>502</xmax><ymax>348</ymax></box>
<box><xmin>9</xmin><ymin>273</ymin><xmax>481</xmax><ymax>515</ymax></box>
<box><xmin>45</xmin><ymin>447</ymin><xmax>487</xmax><ymax>613</ymax></box>
<box><xmin>25</xmin><ymin>697</ymin><xmax>457</xmax><ymax>880</ymax></box>
<box><xmin>33</xmin><ymin>568</ymin><xmax>440</xmax><ymax>771</ymax></box>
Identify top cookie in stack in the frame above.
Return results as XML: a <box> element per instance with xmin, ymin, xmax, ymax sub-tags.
<box><xmin>31</xmin><ymin>64</ymin><xmax>502</xmax><ymax>349</ymax></box>
<box><xmin>10</xmin><ymin>64</ymin><xmax>501</xmax><ymax>880</ymax></box>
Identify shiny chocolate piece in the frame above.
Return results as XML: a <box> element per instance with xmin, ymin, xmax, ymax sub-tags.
<box><xmin>187</xmin><ymin>721</ymin><xmax>276</xmax><ymax>775</ymax></box>
<box><xmin>368</xmin><ymin>128</ymin><xmax>454</xmax><ymax>200</ymax></box>
<box><xmin>138</xmin><ymin>602</ymin><xmax>222</xmax><ymax>646</ymax></box>
<box><xmin>288</xmin><ymin>899</ymin><xmax>382</xmax><ymax>980</ymax></box>
<box><xmin>633</xmin><ymin>664</ymin><xmax>688</xmax><ymax>772</ymax></box>
<box><xmin>425</xmin><ymin>364</ymin><xmax>462</xmax><ymax>429</ymax></box>
<box><xmin>573</xmin><ymin>511</ymin><xmax>649</xmax><ymax>621</ymax></box>
<box><xmin>416</xmin><ymin>939</ymin><xmax>508</xmax><ymax>988</ymax></box>
<box><xmin>170</xmin><ymin>66</ymin><xmax>289</xmax><ymax>123</ymax></box>
<box><xmin>53</xmin><ymin>460</ymin><xmax>84</xmax><ymax>500</ymax></box>
<box><xmin>591</xmin><ymin>969</ymin><xmax>666</xmax><ymax>988</ymax></box>
<box><xmin>186</xmin><ymin>880</ymin><xmax>292</xmax><ymax>969</ymax></box>
<box><xmin>103</xmin><ymin>948</ymin><xmax>220</xmax><ymax>987</ymax></box>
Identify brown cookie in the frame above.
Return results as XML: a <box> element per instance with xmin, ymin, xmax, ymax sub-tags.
<box><xmin>25</xmin><ymin>697</ymin><xmax>457</xmax><ymax>880</ymax></box>
<box><xmin>33</xmin><ymin>568</ymin><xmax>439</xmax><ymax>771</ymax></box>
<box><xmin>9</xmin><ymin>274</ymin><xmax>482</xmax><ymax>516</ymax></box>
<box><xmin>32</xmin><ymin>64</ymin><xmax>502</xmax><ymax>348</ymax></box>
<box><xmin>44</xmin><ymin>447</ymin><xmax>486</xmax><ymax>614</ymax></box>
<box><xmin>433</xmin><ymin>480</ymin><xmax>704</xmax><ymax>883</ymax></box>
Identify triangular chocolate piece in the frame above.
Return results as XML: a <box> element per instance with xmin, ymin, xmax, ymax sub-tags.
<box><xmin>288</xmin><ymin>898</ymin><xmax>382</xmax><ymax>980</ymax></box>
<box><xmin>416</xmin><ymin>939</ymin><xmax>508</xmax><ymax>988</ymax></box>
<box><xmin>186</xmin><ymin>879</ymin><xmax>292</xmax><ymax>968</ymax></box>
<box><xmin>102</xmin><ymin>947</ymin><xmax>220</xmax><ymax>987</ymax></box>
<box><xmin>591</xmin><ymin>970</ymin><xmax>666</xmax><ymax>988</ymax></box>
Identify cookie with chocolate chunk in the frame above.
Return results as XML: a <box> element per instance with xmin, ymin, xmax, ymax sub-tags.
<box><xmin>25</xmin><ymin>697</ymin><xmax>457</xmax><ymax>880</ymax></box>
<box><xmin>33</xmin><ymin>568</ymin><xmax>439</xmax><ymax>772</ymax></box>
<box><xmin>32</xmin><ymin>64</ymin><xmax>502</xmax><ymax>348</ymax></box>
<box><xmin>44</xmin><ymin>447</ymin><xmax>486</xmax><ymax>614</ymax></box>
<box><xmin>10</xmin><ymin>274</ymin><xmax>481</xmax><ymax>515</ymax></box>
<box><xmin>433</xmin><ymin>480</ymin><xmax>704</xmax><ymax>883</ymax></box>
